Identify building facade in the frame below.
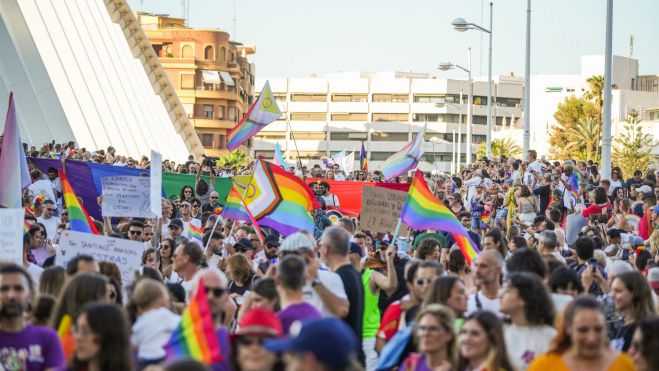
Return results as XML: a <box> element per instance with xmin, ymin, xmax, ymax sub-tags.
<box><xmin>254</xmin><ymin>72</ymin><xmax>523</xmax><ymax>173</ymax></box>
<box><xmin>139</xmin><ymin>13</ymin><xmax>256</xmax><ymax>156</ymax></box>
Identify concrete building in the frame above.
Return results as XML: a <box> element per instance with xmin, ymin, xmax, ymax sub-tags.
<box><xmin>139</xmin><ymin>13</ymin><xmax>256</xmax><ymax>157</ymax></box>
<box><xmin>254</xmin><ymin>72</ymin><xmax>523</xmax><ymax>173</ymax></box>
<box><xmin>0</xmin><ymin>0</ymin><xmax>203</xmax><ymax>161</ymax></box>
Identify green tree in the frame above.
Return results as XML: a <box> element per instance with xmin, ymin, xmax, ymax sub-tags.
<box><xmin>584</xmin><ymin>75</ymin><xmax>604</xmax><ymax>119</ymax></box>
<box><xmin>218</xmin><ymin>150</ymin><xmax>251</xmax><ymax>170</ymax></box>
<box><xmin>564</xmin><ymin>117</ymin><xmax>602</xmax><ymax>161</ymax></box>
<box><xmin>477</xmin><ymin>138</ymin><xmax>522</xmax><ymax>159</ymax></box>
<box><xmin>612</xmin><ymin>111</ymin><xmax>656</xmax><ymax>177</ymax></box>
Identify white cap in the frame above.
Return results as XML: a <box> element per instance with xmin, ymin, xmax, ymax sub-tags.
<box><xmin>279</xmin><ymin>232</ymin><xmax>317</xmax><ymax>253</ymax></box>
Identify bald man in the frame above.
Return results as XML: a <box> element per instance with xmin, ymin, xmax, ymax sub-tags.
<box><xmin>467</xmin><ymin>250</ymin><xmax>503</xmax><ymax>316</ymax></box>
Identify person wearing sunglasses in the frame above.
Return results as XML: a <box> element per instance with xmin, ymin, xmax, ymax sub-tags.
<box><xmin>126</xmin><ymin>220</ymin><xmax>144</xmax><ymax>242</ymax></box>
<box><xmin>37</xmin><ymin>200</ymin><xmax>60</xmax><ymax>244</ymax></box>
<box><xmin>232</xmin><ymin>308</ymin><xmax>284</xmax><ymax>371</ymax></box>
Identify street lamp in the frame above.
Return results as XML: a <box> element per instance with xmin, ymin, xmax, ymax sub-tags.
<box><xmin>452</xmin><ymin>2</ymin><xmax>493</xmax><ymax>159</ymax></box>
<box><xmin>429</xmin><ymin>136</ymin><xmax>450</xmax><ymax>175</ymax></box>
<box><xmin>438</xmin><ymin>47</ymin><xmax>472</xmax><ymax>167</ymax></box>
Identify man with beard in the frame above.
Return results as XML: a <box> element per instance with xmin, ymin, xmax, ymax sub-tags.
<box><xmin>0</xmin><ymin>264</ymin><xmax>64</xmax><ymax>370</ymax></box>
<box><xmin>256</xmin><ymin>234</ymin><xmax>280</xmax><ymax>275</ymax></box>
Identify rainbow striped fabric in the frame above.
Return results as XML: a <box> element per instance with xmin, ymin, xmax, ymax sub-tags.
<box><xmin>221</xmin><ymin>184</ymin><xmax>264</xmax><ymax>245</ymax></box>
<box><xmin>226</xmin><ymin>81</ymin><xmax>282</xmax><ymax>151</ymax></box>
<box><xmin>625</xmin><ymin>213</ymin><xmax>641</xmax><ymax>231</ymax></box>
<box><xmin>23</xmin><ymin>220</ymin><xmax>31</xmax><ymax>235</ymax></box>
<box><xmin>380</xmin><ymin>124</ymin><xmax>426</xmax><ymax>181</ymax></box>
<box><xmin>400</xmin><ymin>171</ymin><xmax>480</xmax><ymax>264</ymax></box>
<box><xmin>188</xmin><ymin>223</ymin><xmax>204</xmax><ymax>242</ymax></box>
<box><xmin>243</xmin><ymin>160</ymin><xmax>319</xmax><ymax>236</ymax></box>
<box><xmin>57</xmin><ymin>314</ymin><xmax>75</xmax><ymax>361</ymax></box>
<box><xmin>164</xmin><ymin>278</ymin><xmax>222</xmax><ymax>365</ymax></box>
<box><xmin>59</xmin><ymin>170</ymin><xmax>99</xmax><ymax>234</ymax></box>
<box><xmin>272</xmin><ymin>142</ymin><xmax>286</xmax><ymax>168</ymax></box>
<box><xmin>0</xmin><ymin>92</ymin><xmax>31</xmax><ymax>208</ymax></box>
<box><xmin>360</xmin><ymin>142</ymin><xmax>368</xmax><ymax>171</ymax></box>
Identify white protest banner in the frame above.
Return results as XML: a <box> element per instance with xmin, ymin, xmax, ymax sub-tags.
<box><xmin>360</xmin><ymin>186</ymin><xmax>410</xmax><ymax>234</ymax></box>
<box><xmin>101</xmin><ymin>176</ymin><xmax>153</xmax><ymax>218</ymax></box>
<box><xmin>150</xmin><ymin>150</ymin><xmax>162</xmax><ymax>218</ymax></box>
<box><xmin>0</xmin><ymin>208</ymin><xmax>24</xmax><ymax>264</ymax></box>
<box><xmin>56</xmin><ymin>231</ymin><xmax>142</xmax><ymax>288</ymax></box>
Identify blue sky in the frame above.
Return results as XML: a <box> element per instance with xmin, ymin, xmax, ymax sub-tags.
<box><xmin>128</xmin><ymin>0</ymin><xmax>659</xmax><ymax>79</ymax></box>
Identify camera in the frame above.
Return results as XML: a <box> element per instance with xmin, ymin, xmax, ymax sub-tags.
<box><xmin>201</xmin><ymin>155</ymin><xmax>219</xmax><ymax>167</ymax></box>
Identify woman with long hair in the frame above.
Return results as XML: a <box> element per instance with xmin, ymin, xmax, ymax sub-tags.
<box><xmin>516</xmin><ymin>185</ymin><xmax>538</xmax><ymax>225</ymax></box>
<box><xmin>609</xmin><ymin>167</ymin><xmax>624</xmax><ymax>194</ymax></box>
<box><xmin>237</xmin><ymin>278</ymin><xmax>280</xmax><ymax>322</ymax></box>
<box><xmin>50</xmin><ymin>274</ymin><xmax>108</xmax><ymax>330</ymax></box>
<box><xmin>629</xmin><ymin>317</ymin><xmax>659</xmax><ymax>371</ymax></box>
<box><xmin>69</xmin><ymin>303</ymin><xmax>133</xmax><ymax>371</ymax></box>
<box><xmin>610</xmin><ymin>271</ymin><xmax>656</xmax><ymax>352</ymax></box>
<box><xmin>500</xmin><ymin>272</ymin><xmax>556</xmax><ymax>370</ymax></box>
<box><xmin>445</xmin><ymin>249</ymin><xmax>474</xmax><ymax>293</ymax></box>
<box><xmin>159</xmin><ymin>238</ymin><xmax>176</xmax><ymax>282</ymax></box>
<box><xmin>400</xmin><ymin>304</ymin><xmax>457</xmax><ymax>371</ymax></box>
<box><xmin>179</xmin><ymin>185</ymin><xmax>195</xmax><ymax>203</ymax></box>
<box><xmin>226</xmin><ymin>254</ymin><xmax>256</xmax><ymax>304</ymax></box>
<box><xmin>529</xmin><ymin>296</ymin><xmax>634</xmax><ymax>371</ymax></box>
<box><xmin>39</xmin><ymin>266</ymin><xmax>66</xmax><ymax>298</ymax></box>
<box><xmin>457</xmin><ymin>311</ymin><xmax>514</xmax><ymax>371</ymax></box>
<box><xmin>423</xmin><ymin>276</ymin><xmax>469</xmax><ymax>321</ymax></box>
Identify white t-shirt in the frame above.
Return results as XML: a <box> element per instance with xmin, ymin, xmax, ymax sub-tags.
<box><xmin>26</xmin><ymin>263</ymin><xmax>43</xmax><ymax>283</ymax></box>
<box><xmin>504</xmin><ymin>324</ymin><xmax>556</xmax><ymax>371</ymax></box>
<box><xmin>28</xmin><ymin>179</ymin><xmax>56</xmax><ymax>203</ymax></box>
<box><xmin>131</xmin><ymin>307</ymin><xmax>181</xmax><ymax>360</ymax></box>
<box><xmin>302</xmin><ymin>269</ymin><xmax>348</xmax><ymax>317</ymax></box>
<box><xmin>551</xmin><ymin>293</ymin><xmax>573</xmax><ymax>313</ymax></box>
<box><xmin>322</xmin><ymin>194</ymin><xmax>340</xmax><ymax>207</ymax></box>
<box><xmin>37</xmin><ymin>216</ymin><xmax>60</xmax><ymax>242</ymax></box>
<box><xmin>181</xmin><ymin>279</ymin><xmax>194</xmax><ymax>303</ymax></box>
<box><xmin>467</xmin><ymin>291</ymin><xmax>501</xmax><ymax>316</ymax></box>
<box><xmin>161</xmin><ymin>220</ymin><xmax>170</xmax><ymax>240</ymax></box>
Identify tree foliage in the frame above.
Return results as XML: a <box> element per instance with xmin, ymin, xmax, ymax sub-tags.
<box><xmin>477</xmin><ymin>137</ymin><xmax>523</xmax><ymax>159</ymax></box>
<box><xmin>217</xmin><ymin>150</ymin><xmax>251</xmax><ymax>169</ymax></box>
<box><xmin>612</xmin><ymin>111</ymin><xmax>656</xmax><ymax>177</ymax></box>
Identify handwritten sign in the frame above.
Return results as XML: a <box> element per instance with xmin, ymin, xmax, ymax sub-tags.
<box><xmin>0</xmin><ymin>209</ymin><xmax>24</xmax><ymax>264</ymax></box>
<box><xmin>56</xmin><ymin>231</ymin><xmax>142</xmax><ymax>288</ymax></box>
<box><xmin>360</xmin><ymin>186</ymin><xmax>409</xmax><ymax>234</ymax></box>
<box><xmin>101</xmin><ymin>176</ymin><xmax>152</xmax><ymax>218</ymax></box>
<box><xmin>150</xmin><ymin>150</ymin><xmax>162</xmax><ymax>218</ymax></box>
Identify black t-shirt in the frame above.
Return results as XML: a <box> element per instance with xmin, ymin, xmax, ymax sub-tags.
<box><xmin>533</xmin><ymin>185</ymin><xmax>551</xmax><ymax>214</ymax></box>
<box><xmin>228</xmin><ymin>275</ymin><xmax>254</xmax><ymax>297</ymax></box>
<box><xmin>335</xmin><ymin>265</ymin><xmax>364</xmax><ymax>341</ymax></box>
<box><xmin>611</xmin><ymin>322</ymin><xmax>636</xmax><ymax>352</ymax></box>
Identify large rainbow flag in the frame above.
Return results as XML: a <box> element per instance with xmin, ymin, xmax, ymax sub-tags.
<box><xmin>400</xmin><ymin>171</ymin><xmax>480</xmax><ymax>264</ymax></box>
<box><xmin>164</xmin><ymin>278</ymin><xmax>222</xmax><ymax>365</ymax></box>
<box><xmin>221</xmin><ymin>184</ymin><xmax>264</xmax><ymax>244</ymax></box>
<box><xmin>243</xmin><ymin>160</ymin><xmax>319</xmax><ymax>236</ymax></box>
<box><xmin>59</xmin><ymin>170</ymin><xmax>99</xmax><ymax>234</ymax></box>
<box><xmin>0</xmin><ymin>92</ymin><xmax>31</xmax><ymax>208</ymax></box>
<box><xmin>380</xmin><ymin>123</ymin><xmax>426</xmax><ymax>181</ymax></box>
<box><xmin>226</xmin><ymin>81</ymin><xmax>282</xmax><ymax>151</ymax></box>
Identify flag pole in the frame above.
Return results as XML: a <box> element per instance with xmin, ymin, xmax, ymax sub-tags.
<box><xmin>390</xmin><ymin>218</ymin><xmax>403</xmax><ymax>249</ymax></box>
<box><xmin>286</xmin><ymin>118</ymin><xmax>304</xmax><ymax>175</ymax></box>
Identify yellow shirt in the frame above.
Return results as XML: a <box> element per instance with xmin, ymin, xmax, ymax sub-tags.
<box><xmin>528</xmin><ymin>352</ymin><xmax>635</xmax><ymax>371</ymax></box>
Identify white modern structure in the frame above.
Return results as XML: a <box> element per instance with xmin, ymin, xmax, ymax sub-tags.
<box><xmin>0</xmin><ymin>0</ymin><xmax>203</xmax><ymax>161</ymax></box>
<box><xmin>253</xmin><ymin>72</ymin><xmax>523</xmax><ymax>173</ymax></box>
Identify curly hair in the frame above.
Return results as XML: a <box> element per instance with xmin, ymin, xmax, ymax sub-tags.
<box><xmin>414</xmin><ymin>238</ymin><xmax>441</xmax><ymax>261</ymax></box>
<box><xmin>506</xmin><ymin>272</ymin><xmax>554</xmax><ymax>326</ymax></box>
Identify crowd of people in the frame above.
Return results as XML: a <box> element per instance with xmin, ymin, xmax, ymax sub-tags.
<box><xmin>4</xmin><ymin>140</ymin><xmax>659</xmax><ymax>371</ymax></box>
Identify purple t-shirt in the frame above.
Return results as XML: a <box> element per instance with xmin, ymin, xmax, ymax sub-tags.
<box><xmin>0</xmin><ymin>325</ymin><xmax>64</xmax><ymax>371</ymax></box>
<box><xmin>211</xmin><ymin>326</ymin><xmax>232</xmax><ymax>371</ymax></box>
<box><xmin>277</xmin><ymin>303</ymin><xmax>322</xmax><ymax>334</ymax></box>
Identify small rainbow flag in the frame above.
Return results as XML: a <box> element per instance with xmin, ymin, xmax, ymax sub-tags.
<box><xmin>360</xmin><ymin>142</ymin><xmax>368</xmax><ymax>171</ymax></box>
<box><xmin>23</xmin><ymin>220</ymin><xmax>31</xmax><ymax>235</ymax></box>
<box><xmin>188</xmin><ymin>223</ymin><xmax>204</xmax><ymax>242</ymax></box>
<box><xmin>625</xmin><ymin>213</ymin><xmax>641</xmax><ymax>231</ymax></box>
<box><xmin>400</xmin><ymin>171</ymin><xmax>480</xmax><ymax>264</ymax></box>
<box><xmin>221</xmin><ymin>184</ymin><xmax>264</xmax><ymax>245</ymax></box>
<box><xmin>57</xmin><ymin>314</ymin><xmax>75</xmax><ymax>361</ymax></box>
<box><xmin>226</xmin><ymin>81</ymin><xmax>282</xmax><ymax>151</ymax></box>
<box><xmin>164</xmin><ymin>278</ymin><xmax>222</xmax><ymax>365</ymax></box>
<box><xmin>380</xmin><ymin>123</ymin><xmax>426</xmax><ymax>181</ymax></box>
<box><xmin>59</xmin><ymin>170</ymin><xmax>99</xmax><ymax>234</ymax></box>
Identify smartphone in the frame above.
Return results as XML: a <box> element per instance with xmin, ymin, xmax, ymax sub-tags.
<box><xmin>588</xmin><ymin>258</ymin><xmax>598</xmax><ymax>270</ymax></box>
<box><xmin>621</xmin><ymin>249</ymin><xmax>630</xmax><ymax>261</ymax></box>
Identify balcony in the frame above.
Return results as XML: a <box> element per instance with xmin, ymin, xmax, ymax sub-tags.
<box><xmin>179</xmin><ymin>86</ymin><xmax>239</xmax><ymax>101</ymax></box>
<box><xmin>190</xmin><ymin>117</ymin><xmax>237</xmax><ymax>129</ymax></box>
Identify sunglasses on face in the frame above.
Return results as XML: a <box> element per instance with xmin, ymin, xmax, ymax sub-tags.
<box><xmin>180</xmin><ymin>204</ymin><xmax>190</xmax><ymax>208</ymax></box>
<box><xmin>184</xmin><ymin>190</ymin><xmax>192</xmax><ymax>194</ymax></box>
<box><xmin>211</xmin><ymin>196</ymin><xmax>218</xmax><ymax>199</ymax></box>
<box><xmin>415</xmin><ymin>278</ymin><xmax>433</xmax><ymax>286</ymax></box>
<box><xmin>45</xmin><ymin>208</ymin><xmax>56</xmax><ymax>212</ymax></box>
<box><xmin>204</xmin><ymin>286</ymin><xmax>225</xmax><ymax>297</ymax></box>
<box><xmin>237</xmin><ymin>336</ymin><xmax>271</xmax><ymax>346</ymax></box>
<box><xmin>129</xmin><ymin>230</ymin><xmax>143</xmax><ymax>235</ymax></box>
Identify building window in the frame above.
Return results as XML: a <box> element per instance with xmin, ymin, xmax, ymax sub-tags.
<box><xmin>292</xmin><ymin>132</ymin><xmax>326</xmax><ymax>140</ymax></box>
<box><xmin>274</xmin><ymin>94</ymin><xmax>287</xmax><ymax>103</ymax></box>
<box><xmin>331</xmin><ymin>94</ymin><xmax>367</xmax><ymax>102</ymax></box>
<box><xmin>290</xmin><ymin>94</ymin><xmax>326</xmax><ymax>102</ymax></box>
<box><xmin>220</xmin><ymin>47</ymin><xmax>226</xmax><ymax>62</ymax></box>
<box><xmin>414</xmin><ymin>114</ymin><xmax>439</xmax><ymax>122</ymax></box>
<box><xmin>218</xmin><ymin>135</ymin><xmax>226</xmax><ymax>149</ymax></box>
<box><xmin>181</xmin><ymin>45</ymin><xmax>193</xmax><ymax>58</ymax></box>
<box><xmin>371</xmin><ymin>132</ymin><xmax>409</xmax><ymax>141</ymax></box>
<box><xmin>370</xmin><ymin>152</ymin><xmax>396</xmax><ymax>161</ymax></box>
<box><xmin>497</xmin><ymin>97</ymin><xmax>521</xmax><ymax>107</ymax></box>
<box><xmin>372</xmin><ymin>113</ymin><xmax>408</xmax><ymax>122</ymax></box>
<box><xmin>200</xmin><ymin>133</ymin><xmax>214</xmax><ymax>148</ymax></box>
<box><xmin>331</xmin><ymin>113</ymin><xmax>367</xmax><ymax>121</ymax></box>
<box><xmin>254</xmin><ymin>132</ymin><xmax>286</xmax><ymax>140</ymax></box>
<box><xmin>204</xmin><ymin>45</ymin><xmax>214</xmax><ymax>60</ymax></box>
<box><xmin>372</xmin><ymin>94</ymin><xmax>409</xmax><ymax>102</ymax></box>
<box><xmin>331</xmin><ymin>132</ymin><xmax>367</xmax><ymax>141</ymax></box>
<box><xmin>217</xmin><ymin>106</ymin><xmax>226</xmax><ymax>119</ymax></box>
<box><xmin>413</xmin><ymin>95</ymin><xmax>444</xmax><ymax>103</ymax></box>
<box><xmin>180</xmin><ymin>74</ymin><xmax>195</xmax><ymax>89</ymax></box>
<box><xmin>228</xmin><ymin>107</ymin><xmax>237</xmax><ymax>121</ymax></box>
<box><xmin>203</xmin><ymin>105</ymin><xmax>213</xmax><ymax>119</ymax></box>
<box><xmin>290</xmin><ymin>112</ymin><xmax>326</xmax><ymax>121</ymax></box>
<box><xmin>473</xmin><ymin>115</ymin><xmax>487</xmax><ymax>125</ymax></box>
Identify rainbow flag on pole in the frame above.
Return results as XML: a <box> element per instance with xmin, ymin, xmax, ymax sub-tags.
<box><xmin>59</xmin><ymin>170</ymin><xmax>99</xmax><ymax>234</ymax></box>
<box><xmin>164</xmin><ymin>278</ymin><xmax>222</xmax><ymax>365</ymax></box>
<box><xmin>226</xmin><ymin>81</ymin><xmax>282</xmax><ymax>151</ymax></box>
<box><xmin>380</xmin><ymin>123</ymin><xmax>426</xmax><ymax>181</ymax></box>
<box><xmin>400</xmin><ymin>171</ymin><xmax>480</xmax><ymax>264</ymax></box>
<box><xmin>359</xmin><ymin>142</ymin><xmax>368</xmax><ymax>171</ymax></box>
<box><xmin>272</xmin><ymin>142</ymin><xmax>286</xmax><ymax>169</ymax></box>
<box><xmin>221</xmin><ymin>184</ymin><xmax>264</xmax><ymax>245</ymax></box>
<box><xmin>243</xmin><ymin>160</ymin><xmax>320</xmax><ymax>236</ymax></box>
<box><xmin>0</xmin><ymin>92</ymin><xmax>31</xmax><ymax>208</ymax></box>
<box><xmin>188</xmin><ymin>223</ymin><xmax>204</xmax><ymax>242</ymax></box>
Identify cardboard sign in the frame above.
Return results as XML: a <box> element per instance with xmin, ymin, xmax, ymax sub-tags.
<box><xmin>360</xmin><ymin>186</ymin><xmax>410</xmax><ymax>234</ymax></box>
<box><xmin>150</xmin><ymin>150</ymin><xmax>162</xmax><ymax>218</ymax></box>
<box><xmin>56</xmin><ymin>231</ymin><xmax>143</xmax><ymax>288</ymax></box>
<box><xmin>101</xmin><ymin>176</ymin><xmax>153</xmax><ymax>218</ymax></box>
<box><xmin>0</xmin><ymin>208</ymin><xmax>24</xmax><ymax>264</ymax></box>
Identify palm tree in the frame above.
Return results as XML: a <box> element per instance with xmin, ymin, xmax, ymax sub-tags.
<box><xmin>477</xmin><ymin>138</ymin><xmax>522</xmax><ymax>159</ymax></box>
<box><xmin>584</xmin><ymin>75</ymin><xmax>604</xmax><ymax>119</ymax></box>
<box><xmin>564</xmin><ymin>117</ymin><xmax>602</xmax><ymax>161</ymax></box>
<box><xmin>218</xmin><ymin>150</ymin><xmax>251</xmax><ymax>169</ymax></box>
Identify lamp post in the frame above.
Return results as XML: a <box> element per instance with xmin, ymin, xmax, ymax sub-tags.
<box><xmin>601</xmin><ymin>0</ymin><xmax>613</xmax><ymax>180</ymax></box>
<box><xmin>435</xmin><ymin>101</ymin><xmax>462</xmax><ymax>173</ymax></box>
<box><xmin>452</xmin><ymin>2</ymin><xmax>492</xmax><ymax>158</ymax></box>
<box><xmin>438</xmin><ymin>48</ymin><xmax>472</xmax><ymax>166</ymax></box>
<box><xmin>523</xmin><ymin>0</ymin><xmax>531</xmax><ymax>156</ymax></box>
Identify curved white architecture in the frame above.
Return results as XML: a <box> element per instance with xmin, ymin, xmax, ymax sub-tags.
<box><xmin>0</xmin><ymin>0</ymin><xmax>203</xmax><ymax>161</ymax></box>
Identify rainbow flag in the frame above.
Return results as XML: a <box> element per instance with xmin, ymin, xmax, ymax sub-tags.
<box><xmin>625</xmin><ymin>213</ymin><xmax>641</xmax><ymax>231</ymax></box>
<box><xmin>57</xmin><ymin>314</ymin><xmax>75</xmax><ymax>361</ymax></box>
<box><xmin>59</xmin><ymin>170</ymin><xmax>99</xmax><ymax>234</ymax></box>
<box><xmin>188</xmin><ymin>223</ymin><xmax>203</xmax><ymax>242</ymax></box>
<box><xmin>380</xmin><ymin>123</ymin><xmax>426</xmax><ymax>181</ymax></box>
<box><xmin>400</xmin><ymin>171</ymin><xmax>480</xmax><ymax>264</ymax></box>
<box><xmin>243</xmin><ymin>160</ymin><xmax>320</xmax><ymax>236</ymax></box>
<box><xmin>221</xmin><ymin>184</ymin><xmax>264</xmax><ymax>245</ymax></box>
<box><xmin>23</xmin><ymin>220</ymin><xmax>31</xmax><ymax>235</ymax></box>
<box><xmin>273</xmin><ymin>142</ymin><xmax>286</xmax><ymax>169</ymax></box>
<box><xmin>226</xmin><ymin>81</ymin><xmax>282</xmax><ymax>151</ymax></box>
<box><xmin>0</xmin><ymin>92</ymin><xmax>31</xmax><ymax>208</ymax></box>
<box><xmin>164</xmin><ymin>278</ymin><xmax>222</xmax><ymax>365</ymax></box>
<box><xmin>360</xmin><ymin>142</ymin><xmax>368</xmax><ymax>171</ymax></box>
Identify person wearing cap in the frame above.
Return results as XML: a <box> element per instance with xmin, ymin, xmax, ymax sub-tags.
<box><xmin>264</xmin><ymin>317</ymin><xmax>360</xmax><ymax>371</ymax></box>
<box><xmin>278</xmin><ymin>231</ymin><xmax>349</xmax><ymax>318</ymax></box>
<box><xmin>631</xmin><ymin>185</ymin><xmax>653</xmax><ymax>216</ymax></box>
<box><xmin>255</xmin><ymin>234</ymin><xmax>281</xmax><ymax>275</ymax></box>
<box><xmin>233</xmin><ymin>238</ymin><xmax>255</xmax><ymax>260</ymax></box>
<box><xmin>232</xmin><ymin>308</ymin><xmax>284</xmax><ymax>371</ymax></box>
<box><xmin>167</xmin><ymin>218</ymin><xmax>184</xmax><ymax>240</ymax></box>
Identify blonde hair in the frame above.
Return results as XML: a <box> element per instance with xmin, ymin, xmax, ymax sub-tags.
<box><xmin>131</xmin><ymin>279</ymin><xmax>168</xmax><ymax>312</ymax></box>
